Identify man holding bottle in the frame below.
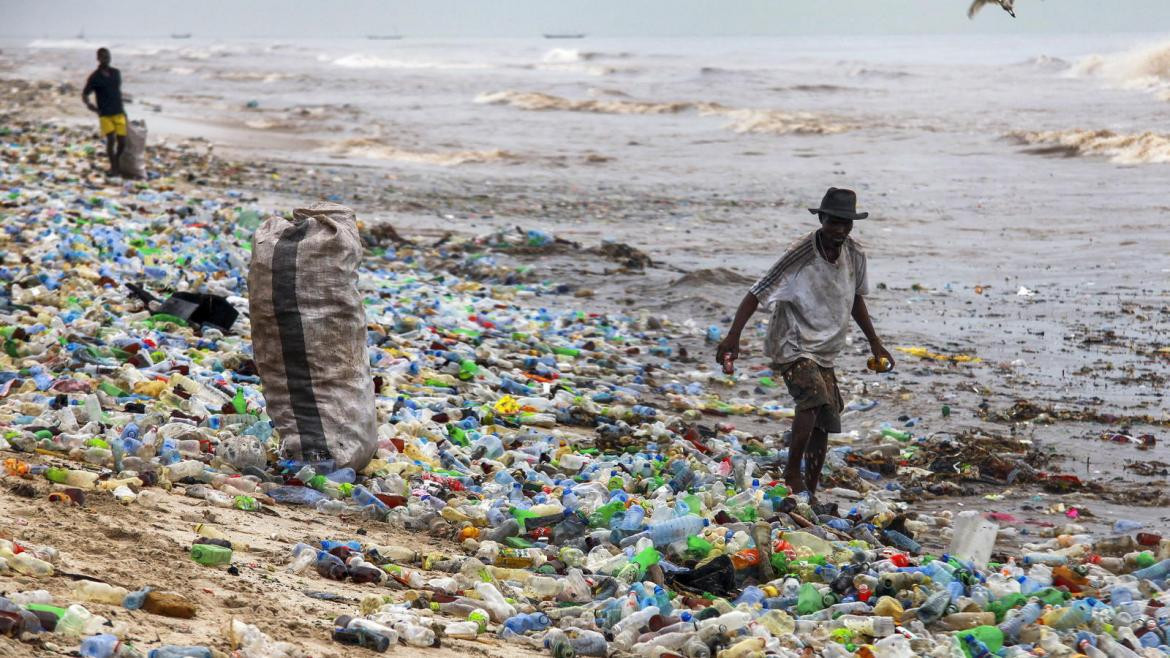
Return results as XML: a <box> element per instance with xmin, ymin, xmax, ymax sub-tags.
<box><xmin>716</xmin><ymin>187</ymin><xmax>893</xmax><ymax>501</ymax></box>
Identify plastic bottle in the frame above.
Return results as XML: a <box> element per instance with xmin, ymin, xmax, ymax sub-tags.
<box><xmin>998</xmin><ymin>600</ymin><xmax>1043</xmax><ymax>639</ymax></box>
<box><xmin>444</xmin><ymin>620</ymin><xmax>479</xmax><ymax>639</ymax></box>
<box><xmin>286</xmin><ymin>543</ymin><xmax>318</xmax><ymax>573</ymax></box>
<box><xmin>1041</xmin><ymin>601</ymin><xmax>1092</xmax><ymax>630</ymax></box>
<box><xmin>74</xmin><ymin>581</ymin><xmax>130</xmax><ymax>605</ymax></box>
<box><xmin>644</xmin><ymin>515</ymin><xmax>708</xmax><ymax>547</ymax></box>
<box><xmin>332</xmin><ymin>627</ymin><xmax>391</xmax><ymax>653</ymax></box>
<box><xmin>502</xmin><ymin>611</ymin><xmax>551</xmax><ymax>635</ymax></box>
<box><xmin>56</xmin><ymin>604</ymin><xmax>96</xmax><ymax>637</ymax></box>
<box><xmin>190</xmin><ymin>544</ymin><xmax>232</xmax><ymax>567</ymax></box>
<box><xmin>10</xmin><ymin>552</ymin><xmax>54</xmax><ymax>577</ymax></box>
<box><xmin>837</xmin><ymin>614</ymin><xmax>895</xmax><ymax>637</ymax></box>
<box><xmin>395</xmin><ymin>621</ymin><xmax>436</xmax><ymax>647</ymax></box>
<box><xmin>79</xmin><ymin>634</ymin><xmax>121</xmax><ymax>658</ymax></box>
<box><xmin>474</xmin><ymin>582</ymin><xmax>516</xmax><ymax>621</ymax></box>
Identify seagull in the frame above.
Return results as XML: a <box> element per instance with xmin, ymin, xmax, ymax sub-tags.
<box><xmin>968</xmin><ymin>0</ymin><xmax>1015</xmax><ymax>18</ymax></box>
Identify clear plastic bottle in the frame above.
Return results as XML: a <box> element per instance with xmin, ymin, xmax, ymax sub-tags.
<box><xmin>286</xmin><ymin>543</ymin><xmax>318</xmax><ymax>573</ymax></box>
<box><xmin>56</xmin><ymin>604</ymin><xmax>97</xmax><ymax>637</ymax></box>
<box><xmin>10</xmin><ymin>552</ymin><xmax>54</xmax><ymax>578</ymax></box>
<box><xmin>474</xmin><ymin>581</ymin><xmax>516</xmax><ymax>621</ymax></box>
<box><xmin>74</xmin><ymin>581</ymin><xmax>130</xmax><ymax>605</ymax></box>
<box><xmin>394</xmin><ymin>621</ymin><xmax>436</xmax><ymax>647</ymax></box>
<box><xmin>6</xmin><ymin>590</ymin><xmax>52</xmax><ymax>606</ymax></box>
<box><xmin>444</xmin><ymin>620</ymin><xmax>479</xmax><ymax>639</ymax></box>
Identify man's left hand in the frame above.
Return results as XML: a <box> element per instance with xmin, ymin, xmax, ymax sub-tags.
<box><xmin>870</xmin><ymin>341</ymin><xmax>895</xmax><ymax>370</ymax></box>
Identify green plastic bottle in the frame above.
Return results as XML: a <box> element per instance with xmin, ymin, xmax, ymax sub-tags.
<box><xmin>588</xmin><ymin>501</ymin><xmax>625</xmax><ymax>527</ymax></box>
<box><xmin>1134</xmin><ymin>551</ymin><xmax>1156</xmax><ymax>569</ymax></box>
<box><xmin>458</xmin><ymin>360</ymin><xmax>479</xmax><ymax>381</ymax></box>
<box><xmin>511</xmin><ymin>507</ymin><xmax>537</xmax><ymax>531</ymax></box>
<box><xmin>447</xmin><ymin>424</ymin><xmax>469</xmax><ymax>446</ymax></box>
<box><xmin>233</xmin><ymin>496</ymin><xmax>260</xmax><ymax>511</ymax></box>
<box><xmin>880</xmin><ymin>427</ymin><xmax>911</xmax><ymax>441</ymax></box>
<box><xmin>45</xmin><ymin>467</ymin><xmax>69</xmax><ymax>484</ymax></box>
<box><xmin>631</xmin><ymin>546</ymin><xmax>661</xmax><ymax>577</ymax></box>
<box><xmin>191</xmin><ymin>544</ymin><xmax>232</xmax><ymax>566</ymax></box>
<box><xmin>1033</xmin><ymin>587</ymin><xmax>1070</xmax><ymax>607</ymax></box>
<box><xmin>987</xmin><ymin>593</ymin><xmax>1026</xmax><ymax>622</ymax></box>
<box><xmin>956</xmin><ymin>626</ymin><xmax>1004</xmax><ymax>658</ymax></box>
<box><xmin>686</xmin><ymin>535</ymin><xmax>712</xmax><ymax>560</ymax></box>
<box><xmin>232</xmin><ymin>388</ymin><xmax>247</xmax><ymax>414</ymax></box>
<box><xmin>25</xmin><ymin>603</ymin><xmax>66</xmax><ymax>620</ymax></box>
<box><xmin>796</xmin><ymin>583</ymin><xmax>826</xmax><ymax>615</ymax></box>
<box><xmin>770</xmin><ymin>552</ymin><xmax>789</xmax><ymax>575</ymax></box>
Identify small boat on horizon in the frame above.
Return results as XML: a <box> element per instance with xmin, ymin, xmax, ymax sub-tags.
<box><xmin>366</xmin><ymin>34</ymin><xmax>404</xmax><ymax>40</ymax></box>
<box><xmin>171</xmin><ymin>33</ymin><xmax>192</xmax><ymax>39</ymax></box>
<box><xmin>543</xmin><ymin>33</ymin><xmax>586</xmax><ymax>39</ymax></box>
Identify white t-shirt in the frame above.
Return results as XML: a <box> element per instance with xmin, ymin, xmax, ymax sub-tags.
<box><xmin>749</xmin><ymin>230</ymin><xmax>869</xmax><ymax>368</ymax></box>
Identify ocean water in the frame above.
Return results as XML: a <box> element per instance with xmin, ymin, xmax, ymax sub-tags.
<box><xmin>7</xmin><ymin>33</ymin><xmax>1170</xmax><ymax>272</ymax></box>
<box><xmin>12</xmin><ymin>33</ymin><xmax>1170</xmax><ymax>169</ymax></box>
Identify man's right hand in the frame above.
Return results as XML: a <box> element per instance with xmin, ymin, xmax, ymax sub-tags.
<box><xmin>85</xmin><ymin>103</ymin><xmax>99</xmax><ymax>114</ymax></box>
<box><xmin>715</xmin><ymin>335</ymin><xmax>740</xmax><ymax>366</ymax></box>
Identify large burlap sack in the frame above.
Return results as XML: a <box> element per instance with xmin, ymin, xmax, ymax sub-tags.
<box><xmin>118</xmin><ymin>119</ymin><xmax>147</xmax><ymax>180</ymax></box>
<box><xmin>248</xmin><ymin>203</ymin><xmax>377</xmax><ymax>470</ymax></box>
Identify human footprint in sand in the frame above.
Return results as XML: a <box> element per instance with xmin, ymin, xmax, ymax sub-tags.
<box><xmin>716</xmin><ymin>187</ymin><xmax>893</xmax><ymax>501</ymax></box>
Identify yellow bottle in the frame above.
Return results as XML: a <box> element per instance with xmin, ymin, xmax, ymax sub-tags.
<box><xmin>872</xmin><ymin>596</ymin><xmax>904</xmax><ymax>623</ymax></box>
<box><xmin>718</xmin><ymin>637</ymin><xmax>766</xmax><ymax>658</ymax></box>
<box><xmin>65</xmin><ymin>469</ymin><xmax>99</xmax><ymax>489</ymax></box>
<box><xmin>756</xmin><ymin>610</ymin><xmax>795</xmax><ymax>635</ymax></box>
<box><xmin>97</xmin><ymin>476</ymin><xmax>143</xmax><ymax>491</ymax></box>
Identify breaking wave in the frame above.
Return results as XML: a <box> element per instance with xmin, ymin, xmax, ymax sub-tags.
<box><xmin>1010</xmin><ymin>130</ymin><xmax>1170</xmax><ymax>164</ymax></box>
<box><xmin>535</xmin><ymin>49</ymin><xmax>630</xmax><ymax>75</ymax></box>
<box><xmin>475</xmin><ymin>90</ymin><xmax>854</xmax><ymax>135</ymax></box>
<box><xmin>27</xmin><ymin>39</ymin><xmax>91</xmax><ymax>50</ymax></box>
<box><xmin>1021</xmin><ymin>54</ymin><xmax>1070</xmax><ymax>71</ymax></box>
<box><xmin>213</xmin><ymin>70</ymin><xmax>294</xmax><ymax>83</ymax></box>
<box><xmin>324</xmin><ymin>138</ymin><xmax>516</xmax><ymax>166</ymax></box>
<box><xmin>847</xmin><ymin>67</ymin><xmax>912</xmax><ymax>79</ymax></box>
<box><xmin>720</xmin><ymin>108</ymin><xmax>855</xmax><ymax>136</ymax></box>
<box><xmin>541</xmin><ymin>48</ymin><xmax>630</xmax><ymax>63</ymax></box>
<box><xmin>1070</xmin><ymin>39</ymin><xmax>1170</xmax><ymax>101</ymax></box>
<box><xmin>328</xmin><ymin>53</ymin><xmax>491</xmax><ymax>70</ymax></box>
<box><xmin>475</xmin><ymin>90</ymin><xmax>718</xmax><ymax>114</ymax></box>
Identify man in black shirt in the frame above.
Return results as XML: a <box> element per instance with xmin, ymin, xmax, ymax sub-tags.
<box><xmin>82</xmin><ymin>48</ymin><xmax>126</xmax><ymax>176</ymax></box>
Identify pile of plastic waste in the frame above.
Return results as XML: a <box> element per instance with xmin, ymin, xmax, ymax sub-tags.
<box><xmin>3</xmin><ymin>120</ymin><xmax>1170</xmax><ymax>657</ymax></box>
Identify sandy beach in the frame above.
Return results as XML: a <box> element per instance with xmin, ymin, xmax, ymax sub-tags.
<box><xmin>1</xmin><ymin>31</ymin><xmax>1169</xmax><ymax>657</ymax></box>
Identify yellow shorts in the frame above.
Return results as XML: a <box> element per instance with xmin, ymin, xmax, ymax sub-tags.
<box><xmin>99</xmin><ymin>113</ymin><xmax>127</xmax><ymax>137</ymax></box>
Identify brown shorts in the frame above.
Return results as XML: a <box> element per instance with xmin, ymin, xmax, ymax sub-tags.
<box><xmin>776</xmin><ymin>358</ymin><xmax>844</xmax><ymax>433</ymax></box>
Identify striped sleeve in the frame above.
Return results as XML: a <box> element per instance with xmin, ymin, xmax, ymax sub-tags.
<box><xmin>749</xmin><ymin>234</ymin><xmax>815</xmax><ymax>308</ymax></box>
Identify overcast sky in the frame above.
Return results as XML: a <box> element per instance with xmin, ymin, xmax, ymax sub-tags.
<box><xmin>6</xmin><ymin>0</ymin><xmax>1170</xmax><ymax>38</ymax></box>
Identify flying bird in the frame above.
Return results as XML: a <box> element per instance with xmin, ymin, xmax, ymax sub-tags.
<box><xmin>968</xmin><ymin>0</ymin><xmax>1015</xmax><ymax>18</ymax></box>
